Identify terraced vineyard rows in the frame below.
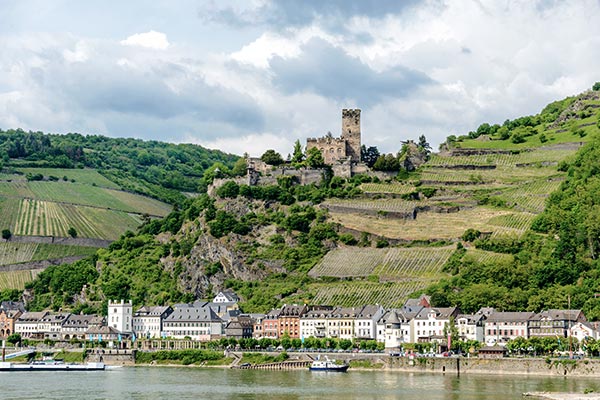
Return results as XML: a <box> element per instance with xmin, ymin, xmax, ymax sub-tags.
<box><xmin>427</xmin><ymin>149</ymin><xmax>574</xmax><ymax>167</ymax></box>
<box><xmin>498</xmin><ymin>179</ymin><xmax>562</xmax><ymax>213</ymax></box>
<box><xmin>0</xmin><ymin>270</ymin><xmax>41</xmax><ymax>290</ymax></box>
<box><xmin>0</xmin><ymin>243</ymin><xmax>38</xmax><ymax>265</ymax></box>
<box><xmin>360</xmin><ymin>183</ymin><xmax>415</xmax><ymax>194</ymax></box>
<box><xmin>310</xmin><ymin>246</ymin><xmax>454</xmax><ymax>281</ymax></box>
<box><xmin>309</xmin><ymin>248</ymin><xmax>385</xmax><ymax>277</ymax></box>
<box><xmin>486</xmin><ymin>212</ymin><xmax>536</xmax><ymax>232</ymax></box>
<box><xmin>324</xmin><ymin>198</ymin><xmax>419</xmax><ymax>213</ymax></box>
<box><xmin>463</xmin><ymin>249</ymin><xmax>514</xmax><ymax>265</ymax></box>
<box><xmin>420</xmin><ymin>165</ymin><xmax>558</xmax><ymax>184</ymax></box>
<box><xmin>13</xmin><ymin>199</ymin><xmax>141</xmax><ymax>239</ymax></box>
<box><xmin>0</xmin><ymin>198</ymin><xmax>20</xmax><ymax>231</ymax></box>
<box><xmin>373</xmin><ymin>247</ymin><xmax>455</xmax><ymax>279</ymax></box>
<box><xmin>310</xmin><ymin>281</ymin><xmax>433</xmax><ymax>308</ymax></box>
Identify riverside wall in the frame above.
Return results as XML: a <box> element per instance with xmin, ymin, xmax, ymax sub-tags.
<box><xmin>386</xmin><ymin>356</ymin><xmax>600</xmax><ymax>377</ymax></box>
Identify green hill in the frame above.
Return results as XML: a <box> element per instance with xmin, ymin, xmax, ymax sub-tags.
<box><xmin>6</xmin><ymin>86</ymin><xmax>600</xmax><ymax>318</ymax></box>
<box><xmin>0</xmin><ymin>131</ymin><xmax>239</xmax><ymax>292</ymax></box>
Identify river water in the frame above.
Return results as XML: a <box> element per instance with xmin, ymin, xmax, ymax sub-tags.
<box><xmin>2</xmin><ymin>367</ymin><xmax>600</xmax><ymax>399</ymax></box>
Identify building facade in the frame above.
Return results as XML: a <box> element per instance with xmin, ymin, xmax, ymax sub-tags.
<box><xmin>108</xmin><ymin>300</ymin><xmax>133</xmax><ymax>333</ymax></box>
<box><xmin>133</xmin><ymin>305</ymin><xmax>173</xmax><ymax>339</ymax></box>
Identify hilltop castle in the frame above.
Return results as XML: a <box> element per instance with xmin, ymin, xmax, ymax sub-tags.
<box><xmin>306</xmin><ymin>109</ymin><xmax>362</xmax><ymax>164</ymax></box>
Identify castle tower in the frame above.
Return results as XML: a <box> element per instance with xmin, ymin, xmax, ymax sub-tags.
<box><xmin>341</xmin><ymin>109</ymin><xmax>361</xmax><ymax>162</ymax></box>
<box><xmin>108</xmin><ymin>299</ymin><xmax>132</xmax><ymax>333</ymax></box>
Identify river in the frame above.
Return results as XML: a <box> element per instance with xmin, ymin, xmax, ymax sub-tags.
<box><xmin>2</xmin><ymin>367</ymin><xmax>600</xmax><ymax>399</ymax></box>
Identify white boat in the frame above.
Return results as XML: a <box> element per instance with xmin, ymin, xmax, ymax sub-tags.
<box><xmin>309</xmin><ymin>356</ymin><xmax>349</xmax><ymax>372</ymax></box>
<box><xmin>0</xmin><ymin>360</ymin><xmax>106</xmax><ymax>371</ymax></box>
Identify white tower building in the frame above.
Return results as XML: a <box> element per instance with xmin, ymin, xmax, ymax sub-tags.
<box><xmin>108</xmin><ymin>299</ymin><xmax>132</xmax><ymax>333</ymax></box>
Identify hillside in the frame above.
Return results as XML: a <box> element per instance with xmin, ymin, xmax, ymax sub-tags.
<box><xmin>0</xmin><ymin>131</ymin><xmax>239</xmax><ymax>292</ymax></box>
<box><xmin>5</xmin><ymin>86</ymin><xmax>600</xmax><ymax>317</ymax></box>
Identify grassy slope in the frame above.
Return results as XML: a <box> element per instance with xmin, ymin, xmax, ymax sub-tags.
<box><xmin>307</xmin><ymin>90</ymin><xmax>600</xmax><ymax>308</ymax></box>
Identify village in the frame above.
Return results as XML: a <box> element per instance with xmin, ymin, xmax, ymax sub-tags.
<box><xmin>1</xmin><ymin>291</ymin><xmax>598</xmax><ymax>358</ymax></box>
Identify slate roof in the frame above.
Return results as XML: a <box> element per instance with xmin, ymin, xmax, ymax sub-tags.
<box><xmin>16</xmin><ymin>311</ymin><xmax>48</xmax><ymax>323</ymax></box>
<box><xmin>134</xmin><ymin>305</ymin><xmax>172</xmax><ymax>317</ymax></box>
<box><xmin>279</xmin><ymin>304</ymin><xmax>307</xmax><ymax>317</ymax></box>
<box><xmin>356</xmin><ymin>305</ymin><xmax>383</xmax><ymax>319</ymax></box>
<box><xmin>328</xmin><ymin>306</ymin><xmax>361</xmax><ymax>318</ymax></box>
<box><xmin>63</xmin><ymin>314</ymin><xmax>100</xmax><ymax>328</ymax></box>
<box><xmin>39</xmin><ymin>313</ymin><xmax>70</xmax><ymax>324</ymax></box>
<box><xmin>413</xmin><ymin>307</ymin><xmax>459</xmax><ymax>320</ymax></box>
<box><xmin>214</xmin><ymin>289</ymin><xmax>240</xmax><ymax>302</ymax></box>
<box><xmin>1</xmin><ymin>301</ymin><xmax>25</xmax><ymax>312</ymax></box>
<box><xmin>530</xmin><ymin>309</ymin><xmax>585</xmax><ymax>322</ymax></box>
<box><xmin>164</xmin><ymin>303</ymin><xmax>222</xmax><ymax>323</ymax></box>
<box><xmin>485</xmin><ymin>311</ymin><xmax>534</xmax><ymax>323</ymax></box>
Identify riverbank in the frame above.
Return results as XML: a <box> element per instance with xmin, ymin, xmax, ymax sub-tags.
<box><xmin>524</xmin><ymin>392</ymin><xmax>600</xmax><ymax>399</ymax></box>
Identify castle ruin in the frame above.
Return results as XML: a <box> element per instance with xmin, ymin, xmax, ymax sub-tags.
<box><xmin>306</xmin><ymin>109</ymin><xmax>362</xmax><ymax>165</ymax></box>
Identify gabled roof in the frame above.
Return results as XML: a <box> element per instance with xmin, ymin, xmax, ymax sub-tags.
<box><xmin>164</xmin><ymin>303</ymin><xmax>222</xmax><ymax>323</ymax></box>
<box><xmin>414</xmin><ymin>307</ymin><xmax>459</xmax><ymax>320</ymax></box>
<box><xmin>328</xmin><ymin>306</ymin><xmax>362</xmax><ymax>318</ymax></box>
<box><xmin>1</xmin><ymin>301</ymin><xmax>25</xmax><ymax>312</ymax></box>
<box><xmin>530</xmin><ymin>309</ymin><xmax>585</xmax><ymax>322</ymax></box>
<box><xmin>134</xmin><ymin>305</ymin><xmax>173</xmax><ymax>317</ymax></box>
<box><xmin>16</xmin><ymin>311</ymin><xmax>48</xmax><ymax>323</ymax></box>
<box><xmin>279</xmin><ymin>304</ymin><xmax>308</xmax><ymax>317</ymax></box>
<box><xmin>302</xmin><ymin>308</ymin><xmax>333</xmax><ymax>319</ymax></box>
<box><xmin>404</xmin><ymin>294</ymin><xmax>431</xmax><ymax>308</ymax></box>
<box><xmin>39</xmin><ymin>313</ymin><xmax>70</xmax><ymax>324</ymax></box>
<box><xmin>86</xmin><ymin>325</ymin><xmax>124</xmax><ymax>335</ymax></box>
<box><xmin>485</xmin><ymin>311</ymin><xmax>534</xmax><ymax>323</ymax></box>
<box><xmin>264</xmin><ymin>309</ymin><xmax>281</xmax><ymax>319</ymax></box>
<box><xmin>63</xmin><ymin>314</ymin><xmax>100</xmax><ymax>327</ymax></box>
<box><xmin>457</xmin><ymin>313</ymin><xmax>485</xmax><ymax>324</ymax></box>
<box><xmin>213</xmin><ymin>289</ymin><xmax>240</xmax><ymax>302</ymax></box>
<box><xmin>356</xmin><ymin>305</ymin><xmax>384</xmax><ymax>319</ymax></box>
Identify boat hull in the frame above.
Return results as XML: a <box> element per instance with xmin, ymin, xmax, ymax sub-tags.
<box><xmin>309</xmin><ymin>365</ymin><xmax>349</xmax><ymax>372</ymax></box>
<box><xmin>0</xmin><ymin>362</ymin><xmax>105</xmax><ymax>372</ymax></box>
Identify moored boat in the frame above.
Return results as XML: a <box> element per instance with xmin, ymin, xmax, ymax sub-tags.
<box><xmin>0</xmin><ymin>361</ymin><xmax>106</xmax><ymax>372</ymax></box>
<box><xmin>309</xmin><ymin>356</ymin><xmax>349</xmax><ymax>372</ymax></box>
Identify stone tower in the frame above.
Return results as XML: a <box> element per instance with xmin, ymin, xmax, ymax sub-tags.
<box><xmin>341</xmin><ymin>108</ymin><xmax>361</xmax><ymax>162</ymax></box>
<box><xmin>108</xmin><ymin>299</ymin><xmax>132</xmax><ymax>333</ymax></box>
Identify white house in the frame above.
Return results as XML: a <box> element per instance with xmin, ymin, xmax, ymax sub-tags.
<box><xmin>133</xmin><ymin>305</ymin><xmax>173</xmax><ymax>339</ymax></box>
<box><xmin>300</xmin><ymin>307</ymin><xmax>332</xmax><ymax>340</ymax></box>
<box><xmin>326</xmin><ymin>307</ymin><xmax>360</xmax><ymax>340</ymax></box>
<box><xmin>354</xmin><ymin>305</ymin><xmax>384</xmax><ymax>341</ymax></box>
<box><xmin>162</xmin><ymin>303</ymin><xmax>223</xmax><ymax>341</ymax></box>
<box><xmin>569</xmin><ymin>321</ymin><xmax>598</xmax><ymax>343</ymax></box>
<box><xmin>38</xmin><ymin>312</ymin><xmax>70</xmax><ymax>340</ymax></box>
<box><xmin>213</xmin><ymin>290</ymin><xmax>240</xmax><ymax>303</ymax></box>
<box><xmin>15</xmin><ymin>311</ymin><xmax>48</xmax><ymax>339</ymax></box>
<box><xmin>411</xmin><ymin>307</ymin><xmax>460</xmax><ymax>343</ymax></box>
<box><xmin>456</xmin><ymin>313</ymin><xmax>486</xmax><ymax>342</ymax></box>
<box><xmin>108</xmin><ymin>300</ymin><xmax>133</xmax><ymax>333</ymax></box>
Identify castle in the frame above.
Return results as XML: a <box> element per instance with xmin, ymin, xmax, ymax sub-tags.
<box><xmin>209</xmin><ymin>108</ymin><xmax>398</xmax><ymax>196</ymax></box>
<box><xmin>306</xmin><ymin>109</ymin><xmax>362</xmax><ymax>164</ymax></box>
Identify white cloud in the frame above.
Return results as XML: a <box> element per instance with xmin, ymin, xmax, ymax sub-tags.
<box><xmin>120</xmin><ymin>30</ymin><xmax>169</xmax><ymax>50</ymax></box>
<box><xmin>187</xmin><ymin>132</ymin><xmax>292</xmax><ymax>158</ymax></box>
<box><xmin>2</xmin><ymin>1</ymin><xmax>600</xmax><ymax>157</ymax></box>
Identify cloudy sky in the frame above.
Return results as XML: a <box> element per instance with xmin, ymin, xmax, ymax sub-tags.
<box><xmin>1</xmin><ymin>0</ymin><xmax>599</xmax><ymax>157</ymax></box>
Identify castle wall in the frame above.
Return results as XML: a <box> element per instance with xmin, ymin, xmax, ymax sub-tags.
<box><xmin>306</xmin><ymin>137</ymin><xmax>347</xmax><ymax>164</ymax></box>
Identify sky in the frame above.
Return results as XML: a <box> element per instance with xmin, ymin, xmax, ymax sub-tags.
<box><xmin>1</xmin><ymin>0</ymin><xmax>599</xmax><ymax>157</ymax></box>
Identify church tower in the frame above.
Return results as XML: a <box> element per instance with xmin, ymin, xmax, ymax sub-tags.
<box><xmin>341</xmin><ymin>109</ymin><xmax>361</xmax><ymax>162</ymax></box>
